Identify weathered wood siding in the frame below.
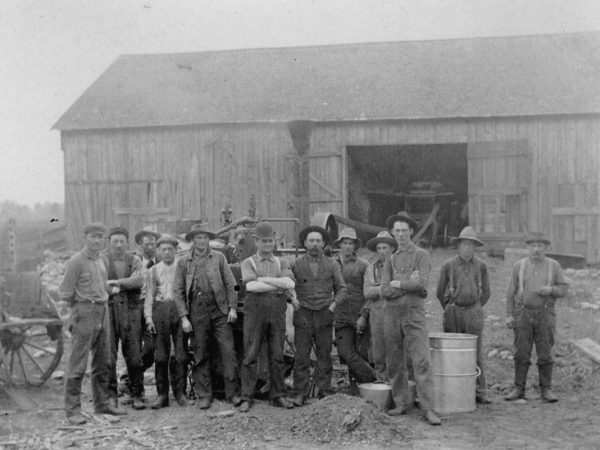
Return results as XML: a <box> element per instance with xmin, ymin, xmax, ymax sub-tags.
<box><xmin>62</xmin><ymin>124</ymin><xmax>300</xmax><ymax>249</ymax></box>
<box><xmin>62</xmin><ymin>115</ymin><xmax>600</xmax><ymax>261</ymax></box>
<box><xmin>309</xmin><ymin>115</ymin><xmax>600</xmax><ymax>262</ymax></box>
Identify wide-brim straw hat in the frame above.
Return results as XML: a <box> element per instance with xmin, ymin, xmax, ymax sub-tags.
<box><xmin>134</xmin><ymin>229</ymin><xmax>162</xmax><ymax>245</ymax></box>
<box><xmin>385</xmin><ymin>211</ymin><xmax>418</xmax><ymax>231</ymax></box>
<box><xmin>333</xmin><ymin>227</ymin><xmax>362</xmax><ymax>248</ymax></box>
<box><xmin>366</xmin><ymin>230</ymin><xmax>398</xmax><ymax>252</ymax></box>
<box><xmin>451</xmin><ymin>226</ymin><xmax>485</xmax><ymax>247</ymax></box>
<box><xmin>525</xmin><ymin>231</ymin><xmax>551</xmax><ymax>246</ymax></box>
<box><xmin>185</xmin><ymin>223</ymin><xmax>217</xmax><ymax>242</ymax></box>
<box><xmin>299</xmin><ymin>225</ymin><xmax>330</xmax><ymax>248</ymax></box>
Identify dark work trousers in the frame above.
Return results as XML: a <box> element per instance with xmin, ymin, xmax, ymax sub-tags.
<box><xmin>369</xmin><ymin>301</ymin><xmax>387</xmax><ymax>381</ymax></box>
<box><xmin>108</xmin><ymin>299</ymin><xmax>144</xmax><ymax>399</ymax></box>
<box><xmin>335</xmin><ymin>325</ymin><xmax>376</xmax><ymax>384</ymax></box>
<box><xmin>65</xmin><ymin>302</ymin><xmax>111</xmax><ymax>417</ymax></box>
<box><xmin>443</xmin><ymin>303</ymin><xmax>487</xmax><ymax>394</ymax></box>
<box><xmin>513</xmin><ymin>305</ymin><xmax>555</xmax><ymax>373</ymax></box>
<box><xmin>293</xmin><ymin>306</ymin><xmax>334</xmax><ymax>397</ymax></box>
<box><xmin>241</xmin><ymin>292</ymin><xmax>287</xmax><ymax>403</ymax></box>
<box><xmin>189</xmin><ymin>293</ymin><xmax>239</xmax><ymax>400</ymax></box>
<box><xmin>153</xmin><ymin>301</ymin><xmax>188</xmax><ymax>398</ymax></box>
<box><xmin>384</xmin><ymin>299</ymin><xmax>435</xmax><ymax>412</ymax></box>
<box><xmin>141</xmin><ymin>314</ymin><xmax>155</xmax><ymax>371</ymax></box>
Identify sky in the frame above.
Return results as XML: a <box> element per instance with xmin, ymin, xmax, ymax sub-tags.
<box><xmin>1</xmin><ymin>0</ymin><xmax>600</xmax><ymax>206</ymax></box>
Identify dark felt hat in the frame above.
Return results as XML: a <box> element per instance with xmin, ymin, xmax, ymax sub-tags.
<box><xmin>299</xmin><ymin>225</ymin><xmax>330</xmax><ymax>248</ymax></box>
<box><xmin>252</xmin><ymin>221</ymin><xmax>276</xmax><ymax>239</ymax></box>
<box><xmin>185</xmin><ymin>223</ymin><xmax>216</xmax><ymax>242</ymax></box>
<box><xmin>108</xmin><ymin>226</ymin><xmax>129</xmax><ymax>240</ymax></box>
<box><xmin>451</xmin><ymin>226</ymin><xmax>484</xmax><ymax>247</ymax></box>
<box><xmin>525</xmin><ymin>231</ymin><xmax>551</xmax><ymax>246</ymax></box>
<box><xmin>83</xmin><ymin>222</ymin><xmax>106</xmax><ymax>236</ymax></box>
<box><xmin>366</xmin><ymin>230</ymin><xmax>398</xmax><ymax>252</ymax></box>
<box><xmin>134</xmin><ymin>229</ymin><xmax>161</xmax><ymax>245</ymax></box>
<box><xmin>385</xmin><ymin>211</ymin><xmax>417</xmax><ymax>231</ymax></box>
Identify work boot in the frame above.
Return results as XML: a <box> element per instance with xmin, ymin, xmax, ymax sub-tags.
<box><xmin>270</xmin><ymin>397</ymin><xmax>294</xmax><ymax>409</ymax></box>
<box><xmin>538</xmin><ymin>364</ymin><xmax>558</xmax><ymax>403</ymax></box>
<box><xmin>387</xmin><ymin>406</ymin><xmax>408</xmax><ymax>416</ymax></box>
<box><xmin>238</xmin><ymin>401</ymin><xmax>251</xmax><ymax>413</ymax></box>
<box><xmin>229</xmin><ymin>395</ymin><xmax>243</xmax><ymax>407</ymax></box>
<box><xmin>505</xmin><ymin>363</ymin><xmax>528</xmax><ymax>401</ymax></box>
<box><xmin>290</xmin><ymin>394</ymin><xmax>305</xmax><ymax>407</ymax></box>
<box><xmin>175</xmin><ymin>394</ymin><xmax>194</xmax><ymax>407</ymax></box>
<box><xmin>476</xmin><ymin>392</ymin><xmax>492</xmax><ymax>404</ymax></box>
<box><xmin>424</xmin><ymin>410</ymin><xmax>441</xmax><ymax>426</ymax></box>
<box><xmin>132</xmin><ymin>396</ymin><xmax>146</xmax><ymax>410</ymax></box>
<box><xmin>66</xmin><ymin>413</ymin><xmax>87</xmax><ymax>425</ymax></box>
<box><xmin>150</xmin><ymin>394</ymin><xmax>169</xmax><ymax>409</ymax></box>
<box><xmin>197</xmin><ymin>397</ymin><xmax>212</xmax><ymax>410</ymax></box>
<box><xmin>102</xmin><ymin>398</ymin><xmax>127</xmax><ymax>416</ymax></box>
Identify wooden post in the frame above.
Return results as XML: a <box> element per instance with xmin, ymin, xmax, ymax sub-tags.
<box><xmin>288</xmin><ymin>121</ymin><xmax>314</xmax><ymax>234</ymax></box>
<box><xmin>7</xmin><ymin>218</ymin><xmax>16</xmax><ymax>273</ymax></box>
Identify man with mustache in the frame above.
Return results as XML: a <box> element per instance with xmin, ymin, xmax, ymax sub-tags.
<box><xmin>290</xmin><ymin>225</ymin><xmax>347</xmax><ymax>406</ymax></box>
<box><xmin>504</xmin><ymin>232</ymin><xmax>568</xmax><ymax>403</ymax></box>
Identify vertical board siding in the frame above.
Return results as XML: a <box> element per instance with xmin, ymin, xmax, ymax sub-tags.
<box><xmin>62</xmin><ymin>115</ymin><xmax>600</xmax><ymax>261</ymax></box>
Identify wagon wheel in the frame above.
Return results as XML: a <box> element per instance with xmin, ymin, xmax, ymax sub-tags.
<box><xmin>0</xmin><ymin>318</ymin><xmax>64</xmax><ymax>387</ymax></box>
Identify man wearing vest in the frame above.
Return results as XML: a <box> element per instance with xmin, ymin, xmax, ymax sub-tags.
<box><xmin>381</xmin><ymin>212</ymin><xmax>441</xmax><ymax>425</ymax></box>
<box><xmin>291</xmin><ymin>225</ymin><xmax>347</xmax><ymax>406</ymax></box>
<box><xmin>144</xmin><ymin>234</ymin><xmax>193</xmax><ymax>408</ymax></box>
<box><xmin>504</xmin><ymin>232</ymin><xmax>568</xmax><ymax>403</ymax></box>
<box><xmin>238</xmin><ymin>222</ymin><xmax>296</xmax><ymax>412</ymax></box>
<box><xmin>173</xmin><ymin>223</ymin><xmax>241</xmax><ymax>410</ymax></box>
<box><xmin>333</xmin><ymin>227</ymin><xmax>376</xmax><ymax>390</ymax></box>
<box><xmin>135</xmin><ymin>229</ymin><xmax>162</xmax><ymax>374</ymax></box>
<box><xmin>59</xmin><ymin>223</ymin><xmax>120</xmax><ymax>425</ymax></box>
<box><xmin>363</xmin><ymin>230</ymin><xmax>397</xmax><ymax>382</ymax></box>
<box><xmin>436</xmin><ymin>226</ymin><xmax>492</xmax><ymax>405</ymax></box>
<box><xmin>104</xmin><ymin>227</ymin><xmax>144</xmax><ymax>411</ymax></box>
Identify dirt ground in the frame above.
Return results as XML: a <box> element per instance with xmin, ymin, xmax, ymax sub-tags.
<box><xmin>2</xmin><ymin>248</ymin><xmax>600</xmax><ymax>449</ymax></box>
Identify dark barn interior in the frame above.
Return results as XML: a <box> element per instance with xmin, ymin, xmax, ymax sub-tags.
<box><xmin>347</xmin><ymin>144</ymin><xmax>469</xmax><ymax>244</ymax></box>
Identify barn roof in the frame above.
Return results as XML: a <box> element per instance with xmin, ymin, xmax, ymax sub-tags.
<box><xmin>54</xmin><ymin>31</ymin><xmax>600</xmax><ymax>130</ymax></box>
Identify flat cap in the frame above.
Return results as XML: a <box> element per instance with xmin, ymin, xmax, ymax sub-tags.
<box><xmin>83</xmin><ymin>222</ymin><xmax>106</xmax><ymax>236</ymax></box>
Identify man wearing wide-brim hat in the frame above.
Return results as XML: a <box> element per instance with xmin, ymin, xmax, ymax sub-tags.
<box><xmin>363</xmin><ymin>231</ymin><xmax>397</xmax><ymax>381</ymax></box>
<box><xmin>238</xmin><ymin>222</ymin><xmax>296</xmax><ymax>412</ymax></box>
<box><xmin>504</xmin><ymin>232</ymin><xmax>568</xmax><ymax>403</ymax></box>
<box><xmin>290</xmin><ymin>224</ymin><xmax>347</xmax><ymax>405</ymax></box>
<box><xmin>331</xmin><ymin>227</ymin><xmax>376</xmax><ymax>389</ymax></box>
<box><xmin>380</xmin><ymin>212</ymin><xmax>440</xmax><ymax>425</ymax></box>
<box><xmin>173</xmin><ymin>223</ymin><xmax>241</xmax><ymax>409</ymax></box>
<box><xmin>436</xmin><ymin>226</ymin><xmax>491</xmax><ymax>404</ymax></box>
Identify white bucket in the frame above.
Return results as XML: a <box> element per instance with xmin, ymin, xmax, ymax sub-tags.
<box><xmin>429</xmin><ymin>332</ymin><xmax>478</xmax><ymax>414</ymax></box>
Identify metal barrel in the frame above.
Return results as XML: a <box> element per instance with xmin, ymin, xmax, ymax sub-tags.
<box><xmin>429</xmin><ymin>332</ymin><xmax>478</xmax><ymax>414</ymax></box>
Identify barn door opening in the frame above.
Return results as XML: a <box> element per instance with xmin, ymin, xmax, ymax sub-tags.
<box><xmin>308</xmin><ymin>152</ymin><xmax>345</xmax><ymax>216</ymax></box>
<box><xmin>467</xmin><ymin>140</ymin><xmax>529</xmax><ymax>246</ymax></box>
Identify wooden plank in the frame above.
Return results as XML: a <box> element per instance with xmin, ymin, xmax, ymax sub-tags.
<box><xmin>572</xmin><ymin>338</ymin><xmax>600</xmax><ymax>365</ymax></box>
<box><xmin>552</xmin><ymin>208</ymin><xmax>600</xmax><ymax>216</ymax></box>
<box><xmin>113</xmin><ymin>207</ymin><xmax>171</xmax><ymax>216</ymax></box>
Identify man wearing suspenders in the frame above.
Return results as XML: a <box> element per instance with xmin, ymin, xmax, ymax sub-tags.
<box><xmin>504</xmin><ymin>232</ymin><xmax>568</xmax><ymax>403</ymax></box>
<box><xmin>436</xmin><ymin>226</ymin><xmax>491</xmax><ymax>404</ymax></box>
<box><xmin>238</xmin><ymin>222</ymin><xmax>296</xmax><ymax>412</ymax></box>
<box><xmin>380</xmin><ymin>212</ymin><xmax>440</xmax><ymax>425</ymax></box>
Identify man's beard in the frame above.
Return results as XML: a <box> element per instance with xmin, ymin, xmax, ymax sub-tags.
<box><xmin>308</xmin><ymin>247</ymin><xmax>321</xmax><ymax>257</ymax></box>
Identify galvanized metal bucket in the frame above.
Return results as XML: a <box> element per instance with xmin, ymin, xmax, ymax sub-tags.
<box><xmin>429</xmin><ymin>332</ymin><xmax>478</xmax><ymax>414</ymax></box>
<box><xmin>357</xmin><ymin>382</ymin><xmax>393</xmax><ymax>411</ymax></box>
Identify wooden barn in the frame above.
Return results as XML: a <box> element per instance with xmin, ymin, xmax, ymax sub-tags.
<box><xmin>54</xmin><ymin>32</ymin><xmax>600</xmax><ymax>262</ymax></box>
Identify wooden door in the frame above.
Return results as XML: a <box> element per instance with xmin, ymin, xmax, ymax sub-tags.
<box><xmin>467</xmin><ymin>140</ymin><xmax>529</xmax><ymax>240</ymax></box>
<box><xmin>308</xmin><ymin>152</ymin><xmax>346</xmax><ymax>216</ymax></box>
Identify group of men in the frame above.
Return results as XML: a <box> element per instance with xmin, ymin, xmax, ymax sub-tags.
<box><xmin>58</xmin><ymin>211</ymin><xmax>567</xmax><ymax>427</ymax></box>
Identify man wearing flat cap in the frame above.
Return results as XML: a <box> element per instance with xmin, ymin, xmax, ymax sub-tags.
<box><xmin>290</xmin><ymin>225</ymin><xmax>347</xmax><ymax>405</ymax></box>
<box><xmin>173</xmin><ymin>223</ymin><xmax>241</xmax><ymax>409</ymax></box>
<box><xmin>104</xmin><ymin>227</ymin><xmax>145</xmax><ymax>411</ymax></box>
<box><xmin>380</xmin><ymin>212</ymin><xmax>440</xmax><ymax>425</ymax></box>
<box><xmin>144</xmin><ymin>234</ymin><xmax>193</xmax><ymax>408</ymax></box>
<box><xmin>332</xmin><ymin>227</ymin><xmax>376</xmax><ymax>390</ymax></box>
<box><xmin>504</xmin><ymin>232</ymin><xmax>568</xmax><ymax>403</ymax></box>
<box><xmin>58</xmin><ymin>223</ymin><xmax>120</xmax><ymax>424</ymax></box>
<box><xmin>436</xmin><ymin>226</ymin><xmax>491</xmax><ymax>404</ymax></box>
<box><xmin>238</xmin><ymin>222</ymin><xmax>296</xmax><ymax>412</ymax></box>
<box><xmin>363</xmin><ymin>230</ymin><xmax>397</xmax><ymax>381</ymax></box>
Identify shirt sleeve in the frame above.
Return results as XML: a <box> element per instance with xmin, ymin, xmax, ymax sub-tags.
<box><xmin>58</xmin><ymin>255</ymin><xmax>80</xmax><ymax>303</ymax></box>
<box><xmin>380</xmin><ymin>256</ymin><xmax>401</xmax><ymax>299</ymax></box>
<box><xmin>506</xmin><ymin>262</ymin><xmax>520</xmax><ymax>316</ymax></box>
<box><xmin>363</xmin><ymin>263</ymin><xmax>380</xmax><ymax>301</ymax></box>
<box><xmin>219</xmin><ymin>254</ymin><xmax>239</xmax><ymax>309</ymax></box>
<box><xmin>436</xmin><ymin>261</ymin><xmax>450</xmax><ymax>306</ymax></box>
<box><xmin>550</xmin><ymin>260</ymin><xmax>568</xmax><ymax>298</ymax></box>
<box><xmin>173</xmin><ymin>259</ymin><xmax>189</xmax><ymax>318</ymax></box>
<box><xmin>144</xmin><ymin>266</ymin><xmax>156</xmax><ymax>321</ymax></box>
<box><xmin>480</xmin><ymin>261</ymin><xmax>491</xmax><ymax>306</ymax></box>
<box><xmin>399</xmin><ymin>249</ymin><xmax>430</xmax><ymax>293</ymax></box>
<box><xmin>118</xmin><ymin>255</ymin><xmax>144</xmax><ymax>289</ymax></box>
<box><xmin>331</xmin><ymin>258</ymin><xmax>347</xmax><ymax>307</ymax></box>
<box><xmin>279</xmin><ymin>258</ymin><xmax>295</xmax><ymax>281</ymax></box>
<box><xmin>240</xmin><ymin>257</ymin><xmax>257</xmax><ymax>284</ymax></box>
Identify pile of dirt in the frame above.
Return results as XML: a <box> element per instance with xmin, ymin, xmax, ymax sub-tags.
<box><xmin>39</xmin><ymin>249</ymin><xmax>73</xmax><ymax>293</ymax></box>
<box><xmin>289</xmin><ymin>393</ymin><xmax>412</xmax><ymax>446</ymax></box>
